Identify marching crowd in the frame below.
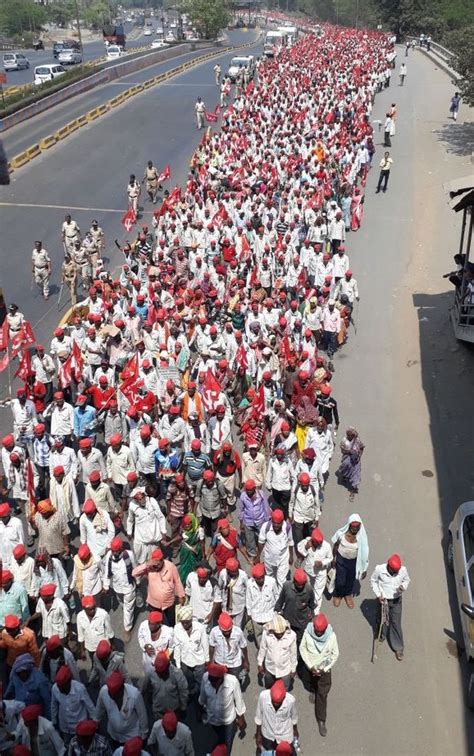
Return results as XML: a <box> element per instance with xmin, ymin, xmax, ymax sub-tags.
<box><xmin>1</xmin><ymin>23</ymin><xmax>410</xmax><ymax>756</ymax></box>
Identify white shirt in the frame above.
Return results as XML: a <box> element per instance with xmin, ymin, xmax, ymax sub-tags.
<box><xmin>199</xmin><ymin>672</ymin><xmax>246</xmax><ymax>725</ymax></box>
<box><xmin>265</xmin><ymin>459</ymin><xmax>295</xmax><ymax>491</ymax></box>
<box><xmin>51</xmin><ymin>680</ymin><xmax>96</xmax><ymax>734</ymax></box>
<box><xmin>0</xmin><ymin>517</ymin><xmax>25</xmax><ymax>566</ymax></box>
<box><xmin>258</xmin><ymin>522</ymin><xmax>294</xmax><ymax>566</ymax></box>
<box><xmin>37</xmin><ymin>596</ymin><xmax>70</xmax><ymax>638</ymax></box>
<box><xmin>245</xmin><ymin>576</ymin><xmax>279</xmax><ymax>623</ymax></box>
<box><xmin>49</xmin><ymin>404</ymin><xmax>74</xmax><ymax>436</ymax></box>
<box><xmin>148</xmin><ymin>721</ymin><xmax>194</xmax><ymax>756</ymax></box>
<box><xmin>209</xmin><ymin>625</ymin><xmax>247</xmax><ymax>668</ymax></box>
<box><xmin>79</xmin><ymin>512</ymin><xmax>115</xmax><ymax>558</ymax></box>
<box><xmin>106</xmin><ymin>445</ymin><xmax>136</xmax><ymax>485</ymax></box>
<box><xmin>137</xmin><ymin>620</ymin><xmax>174</xmax><ymax>674</ymax></box>
<box><xmin>77</xmin><ymin>607</ymin><xmax>114</xmax><ymax>652</ymax></box>
<box><xmin>257</xmin><ymin>627</ymin><xmax>298</xmax><ymax>677</ymax></box>
<box><xmin>370</xmin><ymin>563</ymin><xmax>410</xmax><ymax>599</ymax></box>
<box><xmin>127</xmin><ymin>498</ymin><xmax>166</xmax><ymax>544</ymax></box>
<box><xmin>216</xmin><ymin>569</ymin><xmax>248</xmax><ymax>615</ymax></box>
<box><xmin>255</xmin><ymin>689</ymin><xmax>298</xmax><ymax>743</ymax></box>
<box><xmin>185</xmin><ymin>572</ymin><xmax>218</xmax><ymax>621</ymax></box>
<box><xmin>11</xmin><ymin>555</ymin><xmax>35</xmax><ymax>595</ymax></box>
<box><xmin>103</xmin><ymin>551</ymin><xmax>136</xmax><ymax>593</ymax></box>
<box><xmin>70</xmin><ymin>555</ymin><xmax>103</xmax><ymax>596</ymax></box>
<box><xmin>297</xmin><ymin>539</ymin><xmax>333</xmax><ymax>578</ymax></box>
<box><xmin>96</xmin><ymin>683</ymin><xmax>148</xmax><ymax>742</ymax></box>
<box><xmin>173</xmin><ymin>619</ymin><xmax>209</xmax><ymax>668</ymax></box>
<box><xmin>289</xmin><ymin>487</ymin><xmax>320</xmax><ymax>524</ymax></box>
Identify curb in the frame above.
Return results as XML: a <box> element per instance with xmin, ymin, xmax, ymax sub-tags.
<box><xmin>7</xmin><ymin>32</ymin><xmax>262</xmax><ymax>175</ymax></box>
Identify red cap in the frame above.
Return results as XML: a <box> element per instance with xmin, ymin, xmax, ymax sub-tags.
<box><xmin>76</xmin><ymin>720</ymin><xmax>98</xmax><ymax>737</ymax></box>
<box><xmin>226</xmin><ymin>558</ymin><xmax>239</xmax><ymax>574</ymax></box>
<box><xmin>88</xmin><ymin>470</ymin><xmax>101</xmax><ymax>483</ymax></box>
<box><xmin>313</xmin><ymin>613</ymin><xmax>329</xmax><ymax>633</ymax></box>
<box><xmin>79</xmin><ymin>438</ymin><xmax>92</xmax><ymax>449</ymax></box>
<box><xmin>39</xmin><ymin>583</ymin><xmax>56</xmax><ymax>599</ymax></box>
<box><xmin>244</xmin><ymin>479</ymin><xmax>256</xmax><ymax>491</ymax></box>
<box><xmin>1</xmin><ymin>434</ymin><xmax>14</xmax><ymax>447</ymax></box>
<box><xmin>81</xmin><ymin>595</ymin><xmax>96</xmax><ymax>608</ymax></box>
<box><xmin>271</xmin><ymin>509</ymin><xmax>284</xmax><ymax>524</ymax></box>
<box><xmin>217</xmin><ymin>518</ymin><xmax>229</xmax><ymax>530</ymax></box>
<box><xmin>151</xmin><ymin>548</ymin><xmax>164</xmax><ymax>561</ymax></box>
<box><xmin>387</xmin><ymin>554</ymin><xmax>402</xmax><ymax>572</ymax></box>
<box><xmin>203</xmin><ymin>470</ymin><xmax>215</xmax><ymax>482</ymax></box>
<box><xmin>53</xmin><ymin>465</ymin><xmax>64</xmax><ymax>476</ymax></box>
<box><xmin>154</xmin><ymin>651</ymin><xmax>170</xmax><ymax>673</ymax></box>
<box><xmin>311</xmin><ymin>528</ymin><xmax>324</xmax><ymax>544</ymax></box>
<box><xmin>162</xmin><ymin>710</ymin><xmax>178</xmax><ymax>733</ymax></box>
<box><xmin>222</xmin><ymin>441</ymin><xmax>232</xmax><ymax>452</ymax></box>
<box><xmin>281</xmin><ymin>421</ymin><xmax>290</xmax><ymax>432</ymax></box>
<box><xmin>218</xmin><ymin>612</ymin><xmax>233</xmax><ymax>631</ymax></box>
<box><xmin>275</xmin><ymin>448</ymin><xmax>285</xmax><ymax>457</ymax></box>
<box><xmin>207</xmin><ymin>663</ymin><xmax>227</xmax><ymax>678</ymax></box>
<box><xmin>293</xmin><ymin>568</ymin><xmax>307</xmax><ymax>585</ymax></box>
<box><xmin>34</xmin><ymin>423</ymin><xmax>45</xmax><ymax>435</ymax></box>
<box><xmin>303</xmin><ymin>448</ymin><xmax>316</xmax><ymax>459</ymax></box>
<box><xmin>252</xmin><ymin>563</ymin><xmax>265</xmax><ymax>579</ymax></box>
<box><xmin>123</xmin><ymin>737</ymin><xmax>144</xmax><ymax>756</ymax></box>
<box><xmin>96</xmin><ymin>639</ymin><xmax>111</xmax><ymax>660</ymax></box>
<box><xmin>127</xmin><ymin>471</ymin><xmax>138</xmax><ymax>482</ymax></box>
<box><xmin>12</xmin><ymin>745</ymin><xmax>32</xmax><ymax>756</ymax></box>
<box><xmin>22</xmin><ymin>705</ymin><xmax>42</xmax><ymax>723</ymax></box>
<box><xmin>320</xmin><ymin>384</ymin><xmax>332</xmax><ymax>396</ymax></box>
<box><xmin>4</xmin><ymin>614</ymin><xmax>20</xmax><ymax>630</ymax></box>
<box><xmin>159</xmin><ymin>437</ymin><xmax>169</xmax><ymax>449</ymax></box>
<box><xmin>13</xmin><ymin>543</ymin><xmax>26</xmax><ymax>559</ymax></box>
<box><xmin>0</xmin><ymin>502</ymin><xmax>11</xmax><ymax>517</ymax></box>
<box><xmin>270</xmin><ymin>679</ymin><xmax>287</xmax><ymax>704</ymax></box>
<box><xmin>55</xmin><ymin>665</ymin><xmax>72</xmax><ymax>687</ymax></box>
<box><xmin>298</xmin><ymin>472</ymin><xmax>310</xmax><ymax>485</ymax></box>
<box><xmin>275</xmin><ymin>742</ymin><xmax>293</xmax><ymax>755</ymax></box>
<box><xmin>110</xmin><ymin>433</ymin><xmax>122</xmax><ymax>445</ymax></box>
<box><xmin>149</xmin><ymin>610</ymin><xmax>163</xmax><ymax>624</ymax></box>
<box><xmin>46</xmin><ymin>635</ymin><xmax>62</xmax><ymax>653</ymax></box>
<box><xmin>197</xmin><ymin>567</ymin><xmax>208</xmax><ymax>579</ymax></box>
<box><xmin>83</xmin><ymin>499</ymin><xmax>96</xmax><ymax>515</ymax></box>
<box><xmin>140</xmin><ymin>425</ymin><xmax>151</xmax><ymax>438</ymax></box>
<box><xmin>110</xmin><ymin>537</ymin><xmax>123</xmax><ymax>552</ymax></box>
<box><xmin>106</xmin><ymin>671</ymin><xmax>124</xmax><ymax>695</ymax></box>
<box><xmin>191</xmin><ymin>439</ymin><xmax>201</xmax><ymax>451</ymax></box>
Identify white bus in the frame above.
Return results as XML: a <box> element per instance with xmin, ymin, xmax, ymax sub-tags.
<box><xmin>278</xmin><ymin>25</ymin><xmax>298</xmax><ymax>46</ymax></box>
<box><xmin>263</xmin><ymin>30</ymin><xmax>286</xmax><ymax>57</ymax></box>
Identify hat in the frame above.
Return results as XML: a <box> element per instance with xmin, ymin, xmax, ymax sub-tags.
<box><xmin>76</xmin><ymin>720</ymin><xmax>98</xmax><ymax>737</ymax></box>
<box><xmin>270</xmin><ymin>679</ymin><xmax>286</xmax><ymax>704</ymax></box>
<box><xmin>55</xmin><ymin>665</ymin><xmax>72</xmax><ymax>687</ymax></box>
<box><xmin>154</xmin><ymin>651</ymin><xmax>170</xmax><ymax>673</ymax></box>
<box><xmin>218</xmin><ymin>612</ymin><xmax>233</xmax><ymax>632</ymax></box>
<box><xmin>111</xmin><ymin>537</ymin><xmax>124</xmax><ymax>552</ymax></box>
<box><xmin>252</xmin><ymin>563</ymin><xmax>266</xmax><ymax>579</ymax></box>
<box><xmin>127</xmin><ymin>471</ymin><xmax>138</xmax><ymax>482</ymax></box>
<box><xmin>162</xmin><ymin>710</ymin><xmax>178</xmax><ymax>733</ymax></box>
<box><xmin>151</xmin><ymin>548</ymin><xmax>164</xmax><ymax>561</ymax></box>
<box><xmin>244</xmin><ymin>479</ymin><xmax>256</xmax><ymax>491</ymax></box>
<box><xmin>96</xmin><ymin>640</ymin><xmax>111</xmax><ymax>660</ymax></box>
<box><xmin>110</xmin><ymin>433</ymin><xmax>122</xmax><ymax>445</ymax></box>
<box><xmin>83</xmin><ymin>500</ymin><xmax>96</xmax><ymax>515</ymax></box>
<box><xmin>191</xmin><ymin>439</ymin><xmax>201</xmax><ymax>451</ymax></box>
<box><xmin>388</xmin><ymin>554</ymin><xmax>402</xmax><ymax>572</ymax></box>
<box><xmin>123</xmin><ymin>737</ymin><xmax>144</xmax><ymax>756</ymax></box>
<box><xmin>34</xmin><ymin>423</ymin><xmax>45</xmax><ymax>435</ymax></box>
<box><xmin>345</xmin><ymin>269</ymin><xmax>353</xmax><ymax>276</ymax></box>
<box><xmin>149</xmin><ymin>610</ymin><xmax>163</xmax><ymax>624</ymax></box>
<box><xmin>81</xmin><ymin>595</ymin><xmax>96</xmax><ymax>608</ymax></box>
<box><xmin>281</xmin><ymin>421</ymin><xmax>290</xmax><ymax>432</ymax></box>
<box><xmin>320</xmin><ymin>384</ymin><xmax>332</xmax><ymax>396</ymax></box>
<box><xmin>298</xmin><ymin>472</ymin><xmax>310</xmax><ymax>485</ymax></box>
<box><xmin>313</xmin><ymin>613</ymin><xmax>329</xmax><ymax>633</ymax></box>
<box><xmin>271</xmin><ymin>509</ymin><xmax>284</xmax><ymax>524</ymax></box>
<box><xmin>140</xmin><ymin>425</ymin><xmax>151</xmax><ymax>438</ymax></box>
<box><xmin>4</xmin><ymin>614</ymin><xmax>20</xmax><ymax>630</ymax></box>
<box><xmin>293</xmin><ymin>568</ymin><xmax>307</xmax><ymax>584</ymax></box>
<box><xmin>158</xmin><ymin>438</ymin><xmax>170</xmax><ymax>449</ymax></box>
<box><xmin>207</xmin><ymin>663</ymin><xmax>227</xmax><ymax>678</ymax></box>
<box><xmin>275</xmin><ymin>742</ymin><xmax>293</xmax><ymax>755</ymax></box>
<box><xmin>203</xmin><ymin>469</ymin><xmax>215</xmax><ymax>482</ymax></box>
<box><xmin>1</xmin><ymin>434</ymin><xmax>15</xmax><ymax>447</ymax></box>
<box><xmin>39</xmin><ymin>583</ymin><xmax>56</xmax><ymax>599</ymax></box>
<box><xmin>79</xmin><ymin>438</ymin><xmax>93</xmax><ymax>450</ymax></box>
<box><xmin>88</xmin><ymin>470</ymin><xmax>101</xmax><ymax>483</ymax></box>
<box><xmin>53</xmin><ymin>465</ymin><xmax>64</xmax><ymax>476</ymax></box>
<box><xmin>106</xmin><ymin>671</ymin><xmax>124</xmax><ymax>695</ymax></box>
<box><xmin>0</xmin><ymin>502</ymin><xmax>11</xmax><ymax>517</ymax></box>
<box><xmin>311</xmin><ymin>528</ymin><xmax>324</xmax><ymax>544</ymax></box>
<box><xmin>275</xmin><ymin>447</ymin><xmax>285</xmax><ymax>457</ymax></box>
<box><xmin>302</xmin><ymin>448</ymin><xmax>316</xmax><ymax>460</ymax></box>
<box><xmin>13</xmin><ymin>543</ymin><xmax>26</xmax><ymax>559</ymax></box>
<box><xmin>22</xmin><ymin>705</ymin><xmax>42</xmax><ymax>724</ymax></box>
<box><xmin>197</xmin><ymin>567</ymin><xmax>208</xmax><ymax>579</ymax></box>
<box><xmin>46</xmin><ymin>635</ymin><xmax>62</xmax><ymax>653</ymax></box>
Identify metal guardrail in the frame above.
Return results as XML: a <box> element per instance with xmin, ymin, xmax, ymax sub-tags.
<box><xmin>429</xmin><ymin>41</ymin><xmax>455</xmax><ymax>66</ymax></box>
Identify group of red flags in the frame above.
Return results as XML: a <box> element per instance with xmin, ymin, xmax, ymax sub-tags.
<box><xmin>0</xmin><ymin>319</ymin><xmax>36</xmax><ymax>374</ymax></box>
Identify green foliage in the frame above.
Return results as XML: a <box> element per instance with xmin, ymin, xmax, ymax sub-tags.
<box><xmin>179</xmin><ymin>0</ymin><xmax>230</xmax><ymax>39</ymax></box>
<box><xmin>82</xmin><ymin>0</ymin><xmax>112</xmax><ymax>29</ymax></box>
<box><xmin>0</xmin><ymin>0</ymin><xmax>47</xmax><ymax>36</ymax></box>
<box><xmin>448</xmin><ymin>27</ymin><xmax>474</xmax><ymax>106</ymax></box>
<box><xmin>0</xmin><ymin>64</ymin><xmax>94</xmax><ymax>118</ymax></box>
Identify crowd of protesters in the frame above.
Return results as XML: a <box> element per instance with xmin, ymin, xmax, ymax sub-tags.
<box><xmin>0</xmin><ymin>20</ymin><xmax>410</xmax><ymax>756</ymax></box>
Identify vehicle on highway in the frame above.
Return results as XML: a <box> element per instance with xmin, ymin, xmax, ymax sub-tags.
<box><xmin>226</xmin><ymin>55</ymin><xmax>255</xmax><ymax>82</ymax></box>
<box><xmin>34</xmin><ymin>63</ymin><xmax>66</xmax><ymax>85</ymax></box>
<box><xmin>32</xmin><ymin>38</ymin><xmax>44</xmax><ymax>51</ymax></box>
<box><xmin>53</xmin><ymin>39</ymin><xmax>80</xmax><ymax>58</ymax></box>
<box><xmin>3</xmin><ymin>53</ymin><xmax>29</xmax><ymax>71</ymax></box>
<box><xmin>58</xmin><ymin>48</ymin><xmax>83</xmax><ymax>65</ymax></box>
<box><xmin>165</xmin><ymin>31</ymin><xmax>175</xmax><ymax>42</ymax></box>
<box><xmin>277</xmin><ymin>25</ymin><xmax>298</xmax><ymax>45</ymax></box>
<box><xmin>263</xmin><ymin>30</ymin><xmax>286</xmax><ymax>57</ymax></box>
<box><xmin>106</xmin><ymin>44</ymin><xmax>123</xmax><ymax>60</ymax></box>
<box><xmin>144</xmin><ymin>28</ymin><xmax>153</xmax><ymax>36</ymax></box>
<box><xmin>448</xmin><ymin>501</ymin><xmax>474</xmax><ymax>707</ymax></box>
<box><xmin>103</xmin><ymin>24</ymin><xmax>126</xmax><ymax>48</ymax></box>
<box><xmin>151</xmin><ymin>39</ymin><xmax>166</xmax><ymax>49</ymax></box>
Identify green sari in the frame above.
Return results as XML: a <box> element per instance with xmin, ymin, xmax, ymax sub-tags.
<box><xmin>178</xmin><ymin>513</ymin><xmax>203</xmax><ymax>584</ymax></box>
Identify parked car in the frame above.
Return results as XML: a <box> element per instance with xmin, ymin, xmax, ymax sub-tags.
<box><xmin>32</xmin><ymin>38</ymin><xmax>44</xmax><ymax>51</ymax></box>
<box><xmin>58</xmin><ymin>48</ymin><xmax>83</xmax><ymax>65</ymax></box>
<box><xmin>106</xmin><ymin>44</ymin><xmax>123</xmax><ymax>60</ymax></box>
<box><xmin>226</xmin><ymin>55</ymin><xmax>255</xmax><ymax>83</ymax></box>
<box><xmin>144</xmin><ymin>28</ymin><xmax>153</xmax><ymax>36</ymax></box>
<box><xmin>151</xmin><ymin>39</ymin><xmax>166</xmax><ymax>49</ymax></box>
<box><xmin>448</xmin><ymin>501</ymin><xmax>474</xmax><ymax>707</ymax></box>
<box><xmin>34</xmin><ymin>63</ymin><xmax>66</xmax><ymax>85</ymax></box>
<box><xmin>3</xmin><ymin>53</ymin><xmax>29</xmax><ymax>71</ymax></box>
<box><xmin>53</xmin><ymin>39</ymin><xmax>80</xmax><ymax>58</ymax></box>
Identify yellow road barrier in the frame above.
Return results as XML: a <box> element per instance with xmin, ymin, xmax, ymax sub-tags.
<box><xmin>108</xmin><ymin>92</ymin><xmax>126</xmax><ymax>107</ymax></box>
<box><xmin>55</xmin><ymin>124</ymin><xmax>72</xmax><ymax>140</ymax></box>
<box><xmin>39</xmin><ymin>134</ymin><xmax>57</xmax><ymax>150</ymax></box>
<box><xmin>10</xmin><ymin>151</ymin><xmax>30</xmax><ymax>169</ymax></box>
<box><xmin>26</xmin><ymin>144</ymin><xmax>41</xmax><ymax>160</ymax></box>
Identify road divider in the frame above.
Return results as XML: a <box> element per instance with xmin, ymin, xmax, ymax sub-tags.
<box><xmin>7</xmin><ymin>31</ymin><xmax>262</xmax><ymax>174</ymax></box>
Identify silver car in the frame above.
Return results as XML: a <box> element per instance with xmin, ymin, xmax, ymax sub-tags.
<box><xmin>58</xmin><ymin>48</ymin><xmax>82</xmax><ymax>65</ymax></box>
<box><xmin>448</xmin><ymin>501</ymin><xmax>474</xmax><ymax>706</ymax></box>
<box><xmin>3</xmin><ymin>53</ymin><xmax>30</xmax><ymax>71</ymax></box>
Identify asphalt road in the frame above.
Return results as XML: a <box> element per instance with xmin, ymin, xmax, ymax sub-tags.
<box><xmin>1</xmin><ymin>42</ymin><xmax>474</xmax><ymax>755</ymax></box>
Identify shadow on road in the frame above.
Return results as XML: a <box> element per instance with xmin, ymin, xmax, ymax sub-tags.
<box><xmin>413</xmin><ymin>289</ymin><xmax>474</xmax><ymax>747</ymax></box>
<box><xmin>433</xmin><ymin>121</ymin><xmax>474</xmax><ymax>157</ymax></box>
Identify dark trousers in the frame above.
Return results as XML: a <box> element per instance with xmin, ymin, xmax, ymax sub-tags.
<box><xmin>271</xmin><ymin>488</ymin><xmax>291</xmax><ymax>517</ymax></box>
<box><xmin>181</xmin><ymin>662</ymin><xmax>206</xmax><ymax>697</ymax></box>
<box><xmin>383</xmin><ymin>131</ymin><xmax>391</xmax><ymax>147</ymax></box>
<box><xmin>35</xmin><ymin>465</ymin><xmax>50</xmax><ymax>499</ymax></box>
<box><xmin>212</xmin><ymin>722</ymin><xmax>237</xmax><ymax>754</ymax></box>
<box><xmin>311</xmin><ymin>669</ymin><xmax>332</xmax><ymax>722</ymax></box>
<box><xmin>377</xmin><ymin>169</ymin><xmax>390</xmax><ymax>192</ymax></box>
<box><xmin>323</xmin><ymin>330</ymin><xmax>337</xmax><ymax>357</ymax></box>
<box><xmin>380</xmin><ymin>597</ymin><xmax>404</xmax><ymax>652</ymax></box>
<box><xmin>292</xmin><ymin>521</ymin><xmax>312</xmax><ymax>547</ymax></box>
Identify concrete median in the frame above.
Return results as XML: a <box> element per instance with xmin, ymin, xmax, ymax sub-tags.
<box><xmin>10</xmin><ymin>151</ymin><xmax>30</xmax><ymax>169</ymax></box>
<box><xmin>39</xmin><ymin>134</ymin><xmax>57</xmax><ymax>150</ymax></box>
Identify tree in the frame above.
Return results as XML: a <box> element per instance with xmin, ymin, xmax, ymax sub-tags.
<box><xmin>448</xmin><ymin>28</ymin><xmax>474</xmax><ymax>106</ymax></box>
<box><xmin>179</xmin><ymin>0</ymin><xmax>229</xmax><ymax>39</ymax></box>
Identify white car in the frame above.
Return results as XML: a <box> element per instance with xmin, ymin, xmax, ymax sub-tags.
<box><xmin>144</xmin><ymin>28</ymin><xmax>153</xmax><ymax>36</ymax></box>
<box><xmin>151</xmin><ymin>39</ymin><xmax>166</xmax><ymax>49</ymax></box>
<box><xmin>3</xmin><ymin>53</ymin><xmax>29</xmax><ymax>71</ymax></box>
<box><xmin>106</xmin><ymin>44</ymin><xmax>123</xmax><ymax>59</ymax></box>
<box><xmin>58</xmin><ymin>48</ymin><xmax>82</xmax><ymax>65</ymax></box>
<box><xmin>165</xmin><ymin>31</ymin><xmax>175</xmax><ymax>42</ymax></box>
<box><xmin>34</xmin><ymin>63</ymin><xmax>66</xmax><ymax>85</ymax></box>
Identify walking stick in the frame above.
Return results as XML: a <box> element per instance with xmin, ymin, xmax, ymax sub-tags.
<box><xmin>371</xmin><ymin>599</ymin><xmax>388</xmax><ymax>663</ymax></box>
<box><xmin>57</xmin><ymin>282</ymin><xmax>64</xmax><ymax>309</ymax></box>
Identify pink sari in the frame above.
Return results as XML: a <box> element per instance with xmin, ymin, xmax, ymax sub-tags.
<box><xmin>350</xmin><ymin>195</ymin><xmax>364</xmax><ymax>231</ymax></box>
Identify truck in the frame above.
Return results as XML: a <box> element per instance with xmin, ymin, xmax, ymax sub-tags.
<box><xmin>263</xmin><ymin>30</ymin><xmax>286</xmax><ymax>57</ymax></box>
<box><xmin>103</xmin><ymin>24</ymin><xmax>126</xmax><ymax>49</ymax></box>
<box><xmin>277</xmin><ymin>25</ymin><xmax>298</xmax><ymax>46</ymax></box>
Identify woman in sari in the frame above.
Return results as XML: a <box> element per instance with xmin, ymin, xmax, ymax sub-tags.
<box><xmin>350</xmin><ymin>188</ymin><xmax>364</xmax><ymax>231</ymax></box>
<box><xmin>335</xmin><ymin>427</ymin><xmax>365</xmax><ymax>499</ymax></box>
<box><xmin>331</xmin><ymin>513</ymin><xmax>369</xmax><ymax>608</ymax></box>
<box><xmin>176</xmin><ymin>513</ymin><xmax>205</xmax><ymax>585</ymax></box>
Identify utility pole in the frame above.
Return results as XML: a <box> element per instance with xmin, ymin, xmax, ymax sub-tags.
<box><xmin>73</xmin><ymin>0</ymin><xmax>84</xmax><ymax>56</ymax></box>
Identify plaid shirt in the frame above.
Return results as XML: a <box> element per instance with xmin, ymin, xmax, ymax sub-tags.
<box><xmin>67</xmin><ymin>733</ymin><xmax>112</xmax><ymax>755</ymax></box>
<box><xmin>33</xmin><ymin>434</ymin><xmax>52</xmax><ymax>467</ymax></box>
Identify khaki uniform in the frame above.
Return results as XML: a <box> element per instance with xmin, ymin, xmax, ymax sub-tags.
<box><xmin>73</xmin><ymin>245</ymin><xmax>91</xmax><ymax>289</ymax></box>
<box><xmin>62</xmin><ymin>220</ymin><xmax>80</xmax><ymax>252</ymax></box>
<box><xmin>89</xmin><ymin>225</ymin><xmax>104</xmax><ymax>253</ymax></box>
<box><xmin>144</xmin><ymin>165</ymin><xmax>159</xmax><ymax>203</ymax></box>
<box><xmin>195</xmin><ymin>100</ymin><xmax>206</xmax><ymax>129</ymax></box>
<box><xmin>214</xmin><ymin>64</ymin><xmax>221</xmax><ymax>85</ymax></box>
<box><xmin>62</xmin><ymin>259</ymin><xmax>78</xmax><ymax>305</ymax></box>
<box><xmin>128</xmin><ymin>181</ymin><xmax>140</xmax><ymax>213</ymax></box>
<box><xmin>32</xmin><ymin>248</ymin><xmax>51</xmax><ymax>298</ymax></box>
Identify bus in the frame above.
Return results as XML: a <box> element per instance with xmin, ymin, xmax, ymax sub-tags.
<box><xmin>263</xmin><ymin>30</ymin><xmax>286</xmax><ymax>57</ymax></box>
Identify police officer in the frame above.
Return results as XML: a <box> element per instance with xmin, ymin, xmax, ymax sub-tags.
<box><xmin>31</xmin><ymin>241</ymin><xmax>51</xmax><ymax>300</ymax></box>
<box><xmin>143</xmin><ymin>161</ymin><xmax>161</xmax><ymax>204</ymax></box>
<box><xmin>62</xmin><ymin>252</ymin><xmax>78</xmax><ymax>305</ymax></box>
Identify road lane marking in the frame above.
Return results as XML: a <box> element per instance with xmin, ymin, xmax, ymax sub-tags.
<box><xmin>0</xmin><ymin>202</ymin><xmax>129</xmax><ymax>213</ymax></box>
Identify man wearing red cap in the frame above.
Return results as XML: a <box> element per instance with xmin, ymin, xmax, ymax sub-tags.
<box><xmin>77</xmin><ymin>595</ymin><xmax>114</xmax><ymax>661</ymax></box>
<box><xmin>77</xmin><ymin>437</ymin><xmax>106</xmax><ymax>487</ymax></box>
<box><xmin>0</xmin><ymin>502</ymin><xmax>25</xmax><ymax>569</ymax></box>
<box><xmin>0</xmin><ymin>570</ymin><xmax>29</xmax><ymax>627</ymax></box>
<box><xmin>0</xmin><ymin>613</ymin><xmax>40</xmax><ymax>668</ymax></box>
<box><xmin>103</xmin><ymin>539</ymin><xmax>137</xmax><ymax>641</ymax></box>
<box><xmin>209</xmin><ymin>612</ymin><xmax>249</xmax><ymax>682</ymax></box>
<box><xmin>257</xmin><ymin>509</ymin><xmax>294</xmax><ymax>589</ymax></box>
<box><xmin>16</xmin><ymin>703</ymin><xmax>65</xmax><ymax>754</ymax></box>
<box><xmin>133</xmin><ymin>425</ymin><xmax>159</xmax><ymax>484</ymax></box>
<box><xmin>215</xmin><ymin>557</ymin><xmax>249</xmax><ymax>629</ymax></box>
<box><xmin>245</xmin><ymin>563</ymin><xmax>279</xmax><ymax>647</ymax></box>
<box><xmin>85</xmin><ymin>468</ymin><xmax>117</xmax><ymax>517</ymax></box>
<box><xmin>33</xmin><ymin>583</ymin><xmax>70</xmax><ymax>640</ymax></box>
<box><xmin>10</xmin><ymin>389</ymin><xmax>36</xmax><ymax>458</ymax></box>
<box><xmin>237</xmin><ymin>480</ymin><xmax>271</xmax><ymax>561</ymax></box>
<box><xmin>265</xmin><ymin>449</ymin><xmax>295</xmax><ymax>518</ymax></box>
<box><xmin>11</xmin><ymin>544</ymin><xmax>35</xmax><ymax>599</ymax></box>
<box><xmin>67</xmin><ymin>720</ymin><xmax>110</xmax><ymax>756</ymax></box>
<box><xmin>43</xmin><ymin>391</ymin><xmax>74</xmax><ymax>441</ymax></box>
<box><xmin>49</xmin><ymin>463</ymin><xmax>80</xmax><ymax>522</ymax></box>
<box><xmin>195</xmin><ymin>470</ymin><xmax>227</xmax><ymax>538</ymax></box>
<box><xmin>126</xmin><ymin>487</ymin><xmax>166</xmax><ymax>564</ymax></box>
<box><xmin>148</xmin><ymin>709</ymin><xmax>194</xmax><ymax>755</ymax></box>
<box><xmin>51</xmin><ymin>664</ymin><xmax>96</xmax><ymax>741</ymax></box>
<box><xmin>213</xmin><ymin>442</ymin><xmax>242</xmax><ymax>510</ymax></box>
<box><xmin>96</xmin><ymin>670</ymin><xmax>148</xmax><ymax>746</ymax></box>
<box><xmin>40</xmin><ymin>633</ymin><xmax>79</xmax><ymax>684</ymax></box>
<box><xmin>297</xmin><ymin>528</ymin><xmax>333</xmax><ymax>613</ymax></box>
<box><xmin>370</xmin><ymin>554</ymin><xmax>410</xmax><ymax>661</ymax></box>
<box><xmin>106</xmin><ymin>434</ymin><xmax>136</xmax><ymax>497</ymax></box>
<box><xmin>89</xmin><ymin>638</ymin><xmax>131</xmax><ymax>689</ymax></box>
<box><xmin>289</xmin><ymin>472</ymin><xmax>321</xmax><ymax>546</ymax></box>
<box><xmin>208</xmin><ymin>520</ymin><xmax>248</xmax><ymax>574</ymax></box>
<box><xmin>198</xmin><ymin>663</ymin><xmax>246</xmax><ymax>754</ymax></box>
<box><xmin>275</xmin><ymin>568</ymin><xmax>316</xmax><ymax>648</ymax></box>
<box><xmin>132</xmin><ymin>548</ymin><xmax>185</xmax><ymax>627</ymax></box>
<box><xmin>255</xmin><ymin>679</ymin><xmax>299</xmax><ymax>752</ymax></box>
<box><xmin>300</xmin><ymin>613</ymin><xmax>339</xmax><ymax>736</ymax></box>
<box><xmin>142</xmin><ymin>650</ymin><xmax>189</xmax><ymax>720</ymax></box>
<box><xmin>184</xmin><ymin>564</ymin><xmax>217</xmax><ymax>627</ymax></box>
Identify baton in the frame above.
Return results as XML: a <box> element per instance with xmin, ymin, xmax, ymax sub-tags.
<box><xmin>57</xmin><ymin>283</ymin><xmax>64</xmax><ymax>309</ymax></box>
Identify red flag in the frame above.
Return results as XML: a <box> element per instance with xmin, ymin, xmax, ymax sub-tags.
<box><xmin>26</xmin><ymin>458</ymin><xmax>36</xmax><ymax>517</ymax></box>
<box><xmin>0</xmin><ymin>319</ymin><xmax>8</xmax><ymax>351</ymax></box>
<box><xmin>235</xmin><ymin>344</ymin><xmax>248</xmax><ymax>371</ymax></box>
<box><xmin>58</xmin><ymin>356</ymin><xmax>73</xmax><ymax>388</ymax></box>
<box><xmin>214</xmin><ymin>105</ymin><xmax>221</xmax><ymax>116</ymax></box>
<box><xmin>245</xmin><ymin>80</ymin><xmax>254</xmax><ymax>96</ymax></box>
<box><xmin>205</xmin><ymin>111</ymin><xmax>218</xmax><ymax>123</ymax></box>
<box><xmin>201</xmin><ymin>370</ymin><xmax>222</xmax><ymax>413</ymax></box>
<box><xmin>72</xmin><ymin>340</ymin><xmax>84</xmax><ymax>382</ymax></box>
<box><xmin>121</xmin><ymin>208</ymin><xmax>136</xmax><ymax>232</ymax></box>
<box><xmin>157</xmin><ymin>164</ymin><xmax>171</xmax><ymax>183</ymax></box>
<box><xmin>239</xmin><ymin>234</ymin><xmax>251</xmax><ymax>262</ymax></box>
<box><xmin>119</xmin><ymin>374</ymin><xmax>141</xmax><ymax>405</ymax></box>
<box><xmin>252</xmin><ymin>384</ymin><xmax>265</xmax><ymax>418</ymax></box>
<box><xmin>121</xmin><ymin>354</ymin><xmax>139</xmax><ymax>383</ymax></box>
<box><xmin>212</xmin><ymin>205</ymin><xmax>229</xmax><ymax>230</ymax></box>
<box><xmin>15</xmin><ymin>350</ymin><xmax>31</xmax><ymax>381</ymax></box>
<box><xmin>11</xmin><ymin>322</ymin><xmax>35</xmax><ymax>358</ymax></box>
<box><xmin>0</xmin><ymin>351</ymin><xmax>9</xmax><ymax>373</ymax></box>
